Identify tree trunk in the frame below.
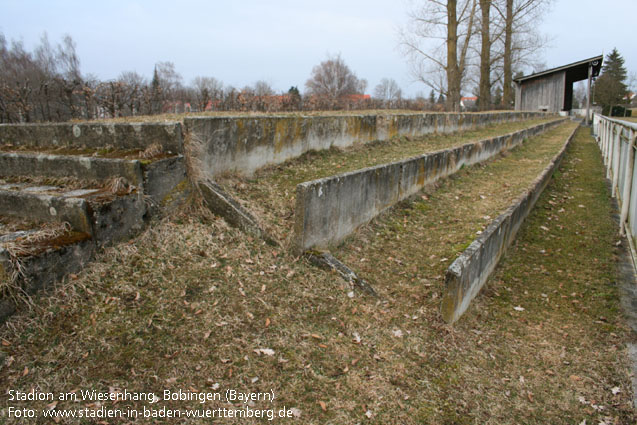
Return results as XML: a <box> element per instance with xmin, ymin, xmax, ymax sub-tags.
<box><xmin>502</xmin><ymin>0</ymin><xmax>513</xmax><ymax>108</ymax></box>
<box><xmin>446</xmin><ymin>0</ymin><xmax>461</xmax><ymax>112</ymax></box>
<box><xmin>478</xmin><ymin>0</ymin><xmax>491</xmax><ymax>110</ymax></box>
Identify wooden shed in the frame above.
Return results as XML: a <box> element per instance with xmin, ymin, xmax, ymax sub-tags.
<box><xmin>514</xmin><ymin>55</ymin><xmax>603</xmax><ymax>114</ymax></box>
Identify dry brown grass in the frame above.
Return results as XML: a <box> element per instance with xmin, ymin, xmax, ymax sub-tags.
<box><xmin>0</xmin><ymin>123</ymin><xmax>633</xmax><ymax>424</ymax></box>
<box><xmin>0</xmin><ymin>222</ymin><xmax>77</xmax><ymax>307</ymax></box>
<box><xmin>0</xmin><ymin>176</ymin><xmax>98</xmax><ymax>193</ymax></box>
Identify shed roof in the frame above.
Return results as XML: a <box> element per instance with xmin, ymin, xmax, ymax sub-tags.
<box><xmin>514</xmin><ymin>55</ymin><xmax>604</xmax><ymax>84</ymax></box>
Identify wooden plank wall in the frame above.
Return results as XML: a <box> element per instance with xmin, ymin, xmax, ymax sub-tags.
<box><xmin>518</xmin><ymin>71</ymin><xmax>566</xmax><ymax>112</ymax></box>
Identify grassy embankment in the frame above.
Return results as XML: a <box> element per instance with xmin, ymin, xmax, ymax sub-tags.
<box><xmin>0</xmin><ymin>122</ymin><xmax>634</xmax><ymax>424</ymax></box>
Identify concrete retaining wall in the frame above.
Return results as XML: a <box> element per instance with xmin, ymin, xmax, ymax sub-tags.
<box><xmin>294</xmin><ymin>119</ymin><xmax>566</xmax><ymax>251</ymax></box>
<box><xmin>440</xmin><ymin>123</ymin><xmax>580</xmax><ymax>324</ymax></box>
<box><xmin>142</xmin><ymin>155</ymin><xmax>187</xmax><ymax>203</ymax></box>
<box><xmin>0</xmin><ymin>152</ymin><xmax>144</xmax><ymax>185</ymax></box>
<box><xmin>184</xmin><ymin>112</ymin><xmax>551</xmax><ymax>177</ymax></box>
<box><xmin>0</xmin><ymin>122</ymin><xmax>184</xmax><ymax>154</ymax></box>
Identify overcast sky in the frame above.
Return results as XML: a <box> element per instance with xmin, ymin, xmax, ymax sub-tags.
<box><xmin>1</xmin><ymin>0</ymin><xmax>635</xmax><ymax>97</ymax></box>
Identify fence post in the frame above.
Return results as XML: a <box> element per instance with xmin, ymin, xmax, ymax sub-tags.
<box><xmin>620</xmin><ymin>131</ymin><xmax>636</xmax><ymax>236</ymax></box>
<box><xmin>612</xmin><ymin>125</ymin><xmax>621</xmax><ymax>195</ymax></box>
<box><xmin>602</xmin><ymin>120</ymin><xmax>608</xmax><ymax>165</ymax></box>
<box><xmin>606</xmin><ymin>122</ymin><xmax>613</xmax><ymax>178</ymax></box>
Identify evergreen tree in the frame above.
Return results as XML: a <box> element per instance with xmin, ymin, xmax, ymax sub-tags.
<box><xmin>429</xmin><ymin>89</ymin><xmax>436</xmax><ymax>105</ymax></box>
<box><xmin>288</xmin><ymin>86</ymin><xmax>300</xmax><ymax>97</ymax></box>
<box><xmin>594</xmin><ymin>48</ymin><xmax>628</xmax><ymax>116</ymax></box>
<box><xmin>493</xmin><ymin>86</ymin><xmax>502</xmax><ymax>106</ymax></box>
<box><xmin>287</xmin><ymin>86</ymin><xmax>301</xmax><ymax>109</ymax></box>
<box><xmin>150</xmin><ymin>66</ymin><xmax>162</xmax><ymax>114</ymax></box>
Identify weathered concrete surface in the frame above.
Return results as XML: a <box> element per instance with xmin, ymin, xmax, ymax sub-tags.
<box><xmin>0</xmin><ymin>122</ymin><xmax>190</xmax><ymax>324</ymax></box>
<box><xmin>0</xmin><ymin>152</ymin><xmax>144</xmax><ymax>184</ymax></box>
<box><xmin>294</xmin><ymin>119</ymin><xmax>565</xmax><ymax>252</ymax></box>
<box><xmin>440</xmin><ymin>123</ymin><xmax>579</xmax><ymax>324</ymax></box>
<box><xmin>306</xmin><ymin>251</ymin><xmax>377</xmax><ymax>296</ymax></box>
<box><xmin>184</xmin><ymin>112</ymin><xmax>550</xmax><ymax>177</ymax></box>
<box><xmin>0</xmin><ymin>190</ymin><xmax>92</xmax><ymax>233</ymax></box>
<box><xmin>0</xmin><ymin>189</ymin><xmax>148</xmax><ymax>247</ymax></box>
<box><xmin>0</xmin><ymin>122</ymin><xmax>184</xmax><ymax>153</ymax></box>
<box><xmin>0</xmin><ymin>236</ymin><xmax>94</xmax><ymax>324</ymax></box>
<box><xmin>198</xmin><ymin>179</ymin><xmax>276</xmax><ymax>245</ymax></box>
<box><xmin>90</xmin><ymin>193</ymin><xmax>147</xmax><ymax>246</ymax></box>
<box><xmin>142</xmin><ymin>155</ymin><xmax>187</xmax><ymax>203</ymax></box>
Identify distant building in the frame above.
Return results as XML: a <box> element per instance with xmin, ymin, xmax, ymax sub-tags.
<box><xmin>343</xmin><ymin>94</ymin><xmax>371</xmax><ymax>102</ymax></box>
<box><xmin>514</xmin><ymin>55</ymin><xmax>603</xmax><ymax>114</ymax></box>
<box><xmin>460</xmin><ymin>96</ymin><xmax>477</xmax><ymax>111</ymax></box>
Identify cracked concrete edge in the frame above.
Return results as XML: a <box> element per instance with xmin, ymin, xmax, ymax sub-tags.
<box><xmin>197</xmin><ymin>178</ymin><xmax>278</xmax><ymax>246</ymax></box>
<box><xmin>305</xmin><ymin>251</ymin><xmax>377</xmax><ymax>297</ymax></box>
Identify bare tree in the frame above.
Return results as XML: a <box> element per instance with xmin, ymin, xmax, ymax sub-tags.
<box><xmin>305</xmin><ymin>54</ymin><xmax>363</xmax><ymax>101</ymax></box>
<box><xmin>253</xmin><ymin>80</ymin><xmax>275</xmax><ymax>97</ymax></box>
<box><xmin>55</xmin><ymin>35</ymin><xmax>83</xmax><ymax>119</ymax></box>
<box><xmin>374</xmin><ymin>78</ymin><xmax>402</xmax><ymax>106</ymax></box>
<box><xmin>192</xmin><ymin>76</ymin><xmax>223</xmax><ymax>111</ymax></box>
<box><xmin>118</xmin><ymin>71</ymin><xmax>146</xmax><ymax>115</ymax></box>
<box><xmin>572</xmin><ymin>81</ymin><xmax>586</xmax><ymax>109</ymax></box>
<box><xmin>493</xmin><ymin>0</ymin><xmax>552</xmax><ymax>107</ymax></box>
<box><xmin>153</xmin><ymin>61</ymin><xmax>183</xmax><ymax>112</ymax></box>
<box><xmin>401</xmin><ymin>0</ymin><xmax>478</xmax><ymax>111</ymax></box>
<box><xmin>477</xmin><ymin>0</ymin><xmax>493</xmax><ymax>109</ymax></box>
<box><xmin>0</xmin><ymin>32</ymin><xmax>87</xmax><ymax>122</ymax></box>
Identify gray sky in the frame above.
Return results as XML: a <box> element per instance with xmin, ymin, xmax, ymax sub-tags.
<box><xmin>1</xmin><ymin>0</ymin><xmax>635</xmax><ymax>97</ymax></box>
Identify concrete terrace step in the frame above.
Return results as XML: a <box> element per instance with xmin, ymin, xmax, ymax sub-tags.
<box><xmin>0</xmin><ymin>120</ymin><xmax>189</xmax><ymax>324</ymax></box>
<box><xmin>329</xmin><ymin>121</ymin><xmax>579</xmax><ymax>318</ymax></box>
<box><xmin>0</xmin><ymin>121</ymin><xmax>184</xmax><ymax>153</ymax></box>
<box><xmin>0</xmin><ymin>185</ymin><xmax>146</xmax><ymax>246</ymax></box>
<box><xmin>0</xmin><ymin>151</ymin><xmax>145</xmax><ymax>185</ymax></box>
<box><xmin>0</xmin><ymin>112</ymin><xmax>556</xmax><ymax>325</ymax></box>
<box><xmin>0</xmin><ymin>151</ymin><xmax>187</xmax><ymax>203</ymax></box>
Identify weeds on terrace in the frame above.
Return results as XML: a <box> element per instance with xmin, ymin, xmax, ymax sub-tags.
<box><xmin>0</xmin><ymin>124</ymin><xmax>633</xmax><ymax>424</ymax></box>
<box><xmin>1</xmin><ymin>222</ymin><xmax>74</xmax><ymax>307</ymax></box>
<box><xmin>0</xmin><ymin>176</ymin><xmax>98</xmax><ymax>192</ymax></box>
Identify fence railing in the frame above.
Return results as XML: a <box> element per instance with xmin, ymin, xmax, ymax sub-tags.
<box><xmin>594</xmin><ymin>113</ymin><xmax>637</xmax><ymax>265</ymax></box>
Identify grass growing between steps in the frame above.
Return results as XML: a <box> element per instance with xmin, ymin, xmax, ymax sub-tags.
<box><xmin>218</xmin><ymin>117</ymin><xmax>559</xmax><ymax>243</ymax></box>
<box><xmin>454</xmin><ymin>127</ymin><xmax>637</xmax><ymax>424</ymax></box>
<box><xmin>0</xmin><ymin>124</ymin><xmax>633</xmax><ymax>424</ymax></box>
